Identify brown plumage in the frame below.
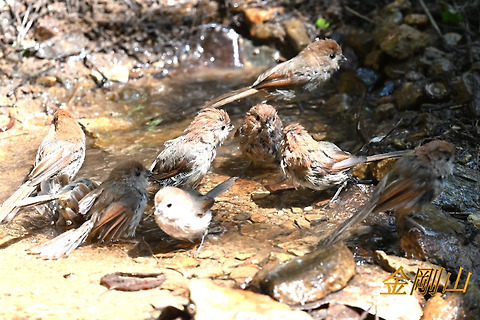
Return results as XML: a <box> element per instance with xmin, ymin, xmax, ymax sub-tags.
<box><xmin>235</xmin><ymin>104</ymin><xmax>283</xmax><ymax>166</ymax></box>
<box><xmin>322</xmin><ymin>140</ymin><xmax>455</xmax><ymax>246</ymax></box>
<box><xmin>0</xmin><ymin>110</ymin><xmax>86</xmax><ymax>222</ymax></box>
<box><xmin>281</xmin><ymin>123</ymin><xmax>410</xmax><ymax>191</ymax></box>
<box><xmin>150</xmin><ymin>108</ymin><xmax>233</xmax><ymax>188</ymax></box>
<box><xmin>30</xmin><ymin>160</ymin><xmax>150</xmax><ymax>259</ymax></box>
<box><xmin>202</xmin><ymin>39</ymin><xmax>346</xmax><ymax>109</ymax></box>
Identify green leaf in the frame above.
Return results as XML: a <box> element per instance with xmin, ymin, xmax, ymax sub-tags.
<box><xmin>315</xmin><ymin>17</ymin><xmax>331</xmax><ymax>30</ymax></box>
<box><xmin>440</xmin><ymin>2</ymin><xmax>463</xmax><ymax>24</ymax></box>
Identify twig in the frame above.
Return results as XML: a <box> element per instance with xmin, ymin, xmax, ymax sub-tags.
<box><xmin>344</xmin><ymin>5</ymin><xmax>377</xmax><ymax>25</ymax></box>
<box><xmin>419</xmin><ymin>0</ymin><xmax>443</xmax><ymax>39</ymax></box>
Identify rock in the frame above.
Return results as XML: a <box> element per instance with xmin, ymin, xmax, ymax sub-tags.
<box><xmin>257</xmin><ymin>242</ymin><xmax>355</xmax><ymax>305</ymax></box>
<box><xmin>229</xmin><ymin>265</ymin><xmax>260</xmax><ymax>282</ymax></box>
<box><xmin>393</xmin><ymin>81</ymin><xmax>424</xmax><ymax>110</ymax></box>
<box><xmin>375</xmin><ymin>103</ymin><xmax>396</xmax><ymax>122</ymax></box>
<box><xmin>243</xmin><ymin>7</ymin><xmax>281</xmax><ymax>25</ymax></box>
<box><xmin>36</xmin><ymin>32</ymin><xmax>89</xmax><ymax>59</ymax></box>
<box><xmin>443</xmin><ymin>32</ymin><xmax>462</xmax><ymax>46</ymax></box>
<box><xmin>398</xmin><ymin>204</ymin><xmax>480</xmax><ymax>284</ymax></box>
<box><xmin>404</xmin><ymin>13</ymin><xmax>428</xmax><ymax>26</ymax></box>
<box><xmin>36</xmin><ymin>76</ymin><xmax>57</xmax><ymax>87</ymax></box>
<box><xmin>422</xmin><ymin>284</ymin><xmax>480</xmax><ymax>320</ymax></box>
<box><xmin>283</xmin><ymin>19</ymin><xmax>311</xmax><ymax>52</ymax></box>
<box><xmin>291</xmin><ymin>207</ymin><xmax>303</xmax><ymax>214</ymax></box>
<box><xmin>324</xmin><ymin>93</ymin><xmax>353</xmax><ymax>113</ymax></box>
<box><xmin>189</xmin><ymin>279</ymin><xmax>313</xmax><ymax>320</ymax></box>
<box><xmin>364</xmin><ymin>49</ymin><xmax>385</xmax><ymax>70</ymax></box>
<box><xmin>316</xmin><ymin>264</ymin><xmax>424</xmax><ymax>320</ymax></box>
<box><xmin>251</xmin><ymin>189</ymin><xmax>270</xmax><ymax>200</ymax></box>
<box><xmin>79</xmin><ymin>117</ymin><xmax>133</xmax><ymax>134</ymax></box>
<box><xmin>374</xmin><ymin>250</ymin><xmax>447</xmax><ymax>287</ymax></box>
<box><xmin>371</xmin><ymin>158</ymin><xmax>399</xmax><ymax>181</ymax></box>
<box><xmin>467</xmin><ymin>212</ymin><xmax>480</xmax><ymax>228</ymax></box>
<box><xmin>380</xmin><ymin>24</ymin><xmax>429</xmax><ymax>59</ymax></box>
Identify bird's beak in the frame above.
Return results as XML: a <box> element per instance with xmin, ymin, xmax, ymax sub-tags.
<box><xmin>340</xmin><ymin>54</ymin><xmax>347</xmax><ymax>63</ymax></box>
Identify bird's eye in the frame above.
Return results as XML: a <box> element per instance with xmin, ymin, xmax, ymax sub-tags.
<box><xmin>167</xmin><ymin>203</ymin><xmax>172</xmax><ymax>208</ymax></box>
<box><xmin>221</xmin><ymin>125</ymin><xmax>226</xmax><ymax>130</ymax></box>
<box><xmin>255</xmin><ymin>115</ymin><xmax>261</xmax><ymax>121</ymax></box>
<box><xmin>329</xmin><ymin>53</ymin><xmax>336</xmax><ymax>60</ymax></box>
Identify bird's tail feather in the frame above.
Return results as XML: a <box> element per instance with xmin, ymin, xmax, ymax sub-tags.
<box><xmin>206</xmin><ymin>177</ymin><xmax>238</xmax><ymax>199</ymax></box>
<box><xmin>29</xmin><ymin>219</ymin><xmax>95</xmax><ymax>259</ymax></box>
<box><xmin>0</xmin><ymin>182</ymin><xmax>37</xmax><ymax>222</ymax></box>
<box><xmin>319</xmin><ymin>200</ymin><xmax>377</xmax><ymax>247</ymax></box>
<box><xmin>331</xmin><ymin>150</ymin><xmax>410</xmax><ymax>171</ymax></box>
<box><xmin>201</xmin><ymin>87</ymin><xmax>258</xmax><ymax>109</ymax></box>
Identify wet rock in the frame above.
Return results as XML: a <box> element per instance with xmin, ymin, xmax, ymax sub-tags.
<box><xmin>423</xmin><ymin>81</ymin><xmax>450</xmax><ymax>101</ymax></box>
<box><xmin>467</xmin><ymin>212</ymin><xmax>480</xmax><ymax>228</ymax></box>
<box><xmin>375</xmin><ymin>250</ymin><xmax>447</xmax><ymax>286</ymax></box>
<box><xmin>375</xmin><ymin>103</ymin><xmax>396</xmax><ymax>122</ymax></box>
<box><xmin>233</xmin><ymin>211</ymin><xmax>251</xmax><ymax>221</ymax></box>
<box><xmin>371</xmin><ymin>158</ymin><xmax>399</xmax><ymax>181</ymax></box>
<box><xmin>36</xmin><ymin>76</ymin><xmax>57</xmax><ymax>87</ymax></box>
<box><xmin>189</xmin><ymin>279</ymin><xmax>313</xmax><ymax>320</ymax></box>
<box><xmin>439</xmin><ymin>164</ymin><xmax>480</xmax><ymax>212</ymax></box>
<box><xmin>291</xmin><ymin>207</ymin><xmax>303</xmax><ymax>214</ymax></box>
<box><xmin>251</xmin><ymin>189</ymin><xmax>270</xmax><ymax>200</ymax></box>
<box><xmin>442</xmin><ymin>33</ymin><xmax>462</xmax><ymax>47</ymax></box>
<box><xmin>336</xmin><ymin>71</ymin><xmax>367</xmax><ymax>99</ymax></box>
<box><xmin>243</xmin><ymin>7</ymin><xmax>281</xmax><ymax>25</ymax></box>
<box><xmin>393</xmin><ymin>82</ymin><xmax>424</xmax><ymax>110</ymax></box>
<box><xmin>451</xmin><ymin>73</ymin><xmax>480</xmax><ymax>116</ymax></box>
<box><xmin>256</xmin><ymin>242</ymin><xmax>355</xmax><ymax>305</ymax></box>
<box><xmin>419</xmin><ymin>47</ymin><xmax>456</xmax><ymax>77</ymax></box>
<box><xmin>398</xmin><ymin>204</ymin><xmax>480</xmax><ymax>284</ymax></box>
<box><xmin>364</xmin><ymin>49</ymin><xmax>385</xmax><ymax>70</ymax></box>
<box><xmin>404</xmin><ymin>13</ymin><xmax>428</xmax><ymax>26</ymax></box>
<box><xmin>36</xmin><ymin>32</ymin><xmax>89</xmax><ymax>59</ymax></box>
<box><xmin>356</xmin><ymin>67</ymin><xmax>379</xmax><ymax>86</ymax></box>
<box><xmin>315</xmin><ymin>265</ymin><xmax>423</xmax><ymax>319</ymax></box>
<box><xmin>380</xmin><ymin>24</ymin><xmax>429</xmax><ymax>59</ymax></box>
<box><xmin>283</xmin><ymin>19</ymin><xmax>311</xmax><ymax>52</ymax></box>
<box><xmin>229</xmin><ymin>265</ymin><xmax>260</xmax><ymax>282</ymax></box>
<box><xmin>422</xmin><ymin>285</ymin><xmax>480</xmax><ymax>320</ymax></box>
<box><xmin>250</xmin><ymin>23</ymin><xmax>286</xmax><ymax>41</ymax></box>
<box><xmin>351</xmin><ymin>162</ymin><xmax>371</xmax><ymax>180</ymax></box>
<box><xmin>79</xmin><ymin>117</ymin><xmax>134</xmax><ymax>135</ymax></box>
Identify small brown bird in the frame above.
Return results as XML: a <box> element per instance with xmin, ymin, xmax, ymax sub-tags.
<box><xmin>16</xmin><ymin>177</ymin><xmax>100</xmax><ymax>230</ymax></box>
<box><xmin>0</xmin><ymin>110</ymin><xmax>86</xmax><ymax>223</ymax></box>
<box><xmin>30</xmin><ymin>160</ymin><xmax>150</xmax><ymax>259</ymax></box>
<box><xmin>150</xmin><ymin>108</ymin><xmax>233</xmax><ymax>188</ymax></box>
<box><xmin>235</xmin><ymin>104</ymin><xmax>284</xmax><ymax>166</ymax></box>
<box><xmin>322</xmin><ymin>140</ymin><xmax>455</xmax><ymax>246</ymax></box>
<box><xmin>202</xmin><ymin>39</ymin><xmax>346</xmax><ymax>109</ymax></box>
<box><xmin>281</xmin><ymin>123</ymin><xmax>410</xmax><ymax>191</ymax></box>
<box><xmin>154</xmin><ymin>177</ymin><xmax>237</xmax><ymax>253</ymax></box>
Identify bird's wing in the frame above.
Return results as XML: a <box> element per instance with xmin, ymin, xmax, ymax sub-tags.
<box><xmin>29</xmin><ymin>149</ymin><xmax>75</xmax><ymax>186</ymax></box>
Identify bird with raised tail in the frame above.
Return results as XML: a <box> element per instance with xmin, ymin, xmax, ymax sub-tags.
<box><xmin>154</xmin><ymin>177</ymin><xmax>237</xmax><ymax>254</ymax></box>
<box><xmin>281</xmin><ymin>123</ymin><xmax>411</xmax><ymax>192</ymax></box>
<box><xmin>321</xmin><ymin>140</ymin><xmax>455</xmax><ymax>246</ymax></box>
<box><xmin>0</xmin><ymin>109</ymin><xmax>86</xmax><ymax>223</ymax></box>
<box><xmin>201</xmin><ymin>39</ymin><xmax>346</xmax><ymax>109</ymax></box>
